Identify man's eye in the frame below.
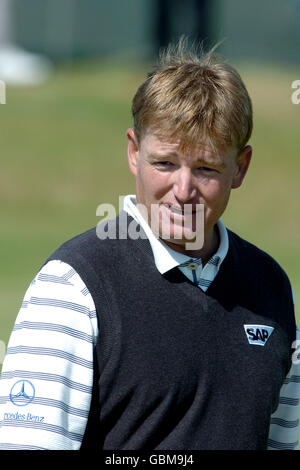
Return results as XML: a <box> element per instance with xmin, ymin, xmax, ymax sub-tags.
<box><xmin>198</xmin><ymin>167</ymin><xmax>215</xmax><ymax>172</ymax></box>
<box><xmin>155</xmin><ymin>161</ymin><xmax>173</xmax><ymax>168</ymax></box>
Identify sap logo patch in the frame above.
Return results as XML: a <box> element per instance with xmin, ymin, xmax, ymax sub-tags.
<box><xmin>244</xmin><ymin>324</ymin><xmax>274</xmax><ymax>346</ymax></box>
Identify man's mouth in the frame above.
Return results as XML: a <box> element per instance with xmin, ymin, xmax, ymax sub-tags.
<box><xmin>162</xmin><ymin>204</ymin><xmax>201</xmax><ymax>215</ymax></box>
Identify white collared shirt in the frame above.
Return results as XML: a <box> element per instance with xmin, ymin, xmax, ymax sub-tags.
<box><xmin>0</xmin><ymin>195</ymin><xmax>299</xmax><ymax>450</ymax></box>
<box><xmin>123</xmin><ymin>194</ymin><xmax>228</xmax><ymax>291</ymax></box>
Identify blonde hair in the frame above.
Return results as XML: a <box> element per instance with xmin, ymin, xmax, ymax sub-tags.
<box><xmin>131</xmin><ymin>38</ymin><xmax>253</xmax><ymax>154</ymax></box>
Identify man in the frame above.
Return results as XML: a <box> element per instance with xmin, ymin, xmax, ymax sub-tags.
<box><xmin>0</xmin><ymin>40</ymin><xmax>299</xmax><ymax>450</ymax></box>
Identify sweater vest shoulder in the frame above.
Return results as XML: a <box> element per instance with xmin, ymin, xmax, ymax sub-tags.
<box><xmin>46</xmin><ymin>212</ymin><xmax>296</xmax><ymax>450</ymax></box>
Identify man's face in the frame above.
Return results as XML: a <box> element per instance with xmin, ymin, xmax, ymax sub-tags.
<box><xmin>127</xmin><ymin>129</ymin><xmax>251</xmax><ymax>256</ymax></box>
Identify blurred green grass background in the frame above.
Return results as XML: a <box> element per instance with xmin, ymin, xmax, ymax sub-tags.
<box><xmin>0</xmin><ymin>59</ymin><xmax>300</xmax><ymax>361</ymax></box>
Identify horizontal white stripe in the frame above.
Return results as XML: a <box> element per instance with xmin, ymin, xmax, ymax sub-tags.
<box><xmin>0</xmin><ymin>370</ymin><xmax>92</xmax><ymax>394</ymax></box>
<box><xmin>1</xmin><ymin>395</ymin><xmax>89</xmax><ymax>418</ymax></box>
<box><xmin>1</xmin><ymin>425</ymin><xmax>82</xmax><ymax>450</ymax></box>
<box><xmin>1</xmin><ymin>355</ymin><xmax>93</xmax><ymax>395</ymax></box>
<box><xmin>6</xmin><ymin>345</ymin><xmax>93</xmax><ymax>369</ymax></box>
<box><xmin>0</xmin><ymin>443</ymin><xmax>46</xmax><ymax>450</ymax></box>
<box><xmin>267</xmin><ymin>438</ymin><xmax>299</xmax><ymax>450</ymax></box>
<box><xmin>13</xmin><ymin>321</ymin><xmax>94</xmax><ymax>343</ymax></box>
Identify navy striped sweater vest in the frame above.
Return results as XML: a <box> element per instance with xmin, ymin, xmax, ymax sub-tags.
<box><xmin>47</xmin><ymin>212</ymin><xmax>296</xmax><ymax>450</ymax></box>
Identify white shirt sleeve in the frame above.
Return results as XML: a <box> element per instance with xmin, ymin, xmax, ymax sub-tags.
<box><xmin>267</xmin><ymin>327</ymin><xmax>300</xmax><ymax>450</ymax></box>
<box><xmin>0</xmin><ymin>260</ymin><xmax>98</xmax><ymax>450</ymax></box>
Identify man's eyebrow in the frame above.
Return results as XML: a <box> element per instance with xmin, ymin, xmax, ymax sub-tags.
<box><xmin>149</xmin><ymin>151</ymin><xmax>179</xmax><ymax>158</ymax></box>
<box><xmin>196</xmin><ymin>158</ymin><xmax>226</xmax><ymax>169</ymax></box>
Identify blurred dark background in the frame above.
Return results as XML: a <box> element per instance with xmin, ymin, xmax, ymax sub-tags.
<box><xmin>8</xmin><ymin>0</ymin><xmax>300</xmax><ymax>64</ymax></box>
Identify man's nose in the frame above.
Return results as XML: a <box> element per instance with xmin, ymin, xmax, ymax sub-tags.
<box><xmin>173</xmin><ymin>167</ymin><xmax>197</xmax><ymax>202</ymax></box>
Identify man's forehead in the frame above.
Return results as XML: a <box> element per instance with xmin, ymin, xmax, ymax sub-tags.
<box><xmin>141</xmin><ymin>132</ymin><xmax>234</xmax><ymax>162</ymax></box>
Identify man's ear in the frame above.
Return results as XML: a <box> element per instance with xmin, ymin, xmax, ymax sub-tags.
<box><xmin>127</xmin><ymin>128</ymin><xmax>139</xmax><ymax>176</ymax></box>
<box><xmin>231</xmin><ymin>145</ymin><xmax>252</xmax><ymax>189</ymax></box>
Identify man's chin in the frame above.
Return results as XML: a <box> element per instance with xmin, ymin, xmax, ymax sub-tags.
<box><xmin>158</xmin><ymin>228</ymin><xmax>205</xmax><ymax>253</ymax></box>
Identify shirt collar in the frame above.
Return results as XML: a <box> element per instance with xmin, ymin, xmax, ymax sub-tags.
<box><xmin>123</xmin><ymin>194</ymin><xmax>229</xmax><ymax>275</ymax></box>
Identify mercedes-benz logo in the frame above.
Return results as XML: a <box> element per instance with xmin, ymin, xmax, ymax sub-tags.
<box><xmin>9</xmin><ymin>380</ymin><xmax>35</xmax><ymax>406</ymax></box>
